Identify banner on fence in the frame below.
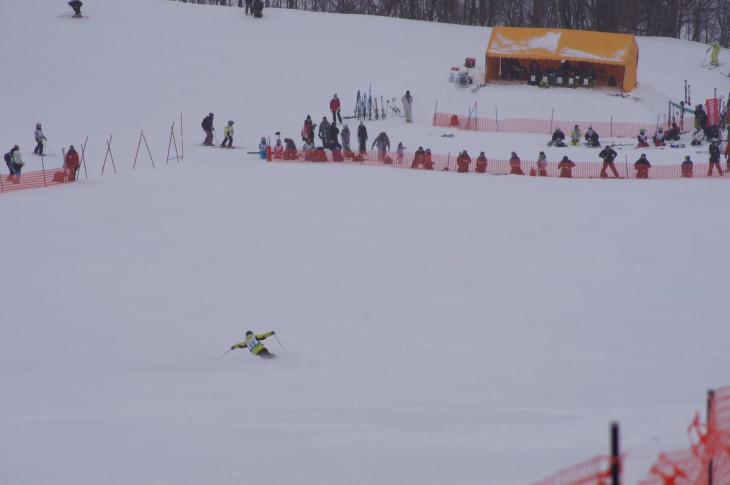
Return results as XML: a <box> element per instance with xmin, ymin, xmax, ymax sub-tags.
<box><xmin>706</xmin><ymin>98</ymin><xmax>719</xmax><ymax>126</ymax></box>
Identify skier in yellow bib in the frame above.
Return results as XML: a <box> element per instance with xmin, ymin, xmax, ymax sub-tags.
<box><xmin>707</xmin><ymin>41</ymin><xmax>721</xmax><ymax>67</ymax></box>
<box><xmin>231</xmin><ymin>330</ymin><xmax>276</xmax><ymax>359</ymax></box>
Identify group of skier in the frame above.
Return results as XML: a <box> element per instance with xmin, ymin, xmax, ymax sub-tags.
<box><xmin>3</xmin><ymin>123</ymin><xmax>81</xmax><ymax>182</ymax></box>
<box><xmin>201</xmin><ymin>113</ymin><xmax>237</xmax><ymax>148</ymax></box>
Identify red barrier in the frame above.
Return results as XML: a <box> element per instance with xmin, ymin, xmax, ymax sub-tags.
<box><xmin>433</xmin><ymin>113</ymin><xmax>695</xmax><ymax>139</ymax></box>
<box><xmin>530</xmin><ymin>455</ymin><xmax>616</xmax><ymax>485</ymax></box>
<box><xmin>0</xmin><ymin>167</ymin><xmax>74</xmax><ymax>194</ymax></box>
<box><xmin>269</xmin><ymin>148</ymin><xmax>728</xmax><ymax>180</ymax></box>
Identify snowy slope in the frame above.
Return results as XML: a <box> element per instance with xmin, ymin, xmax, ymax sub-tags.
<box><xmin>1</xmin><ymin>1</ymin><xmax>729</xmax><ymax>485</ymax></box>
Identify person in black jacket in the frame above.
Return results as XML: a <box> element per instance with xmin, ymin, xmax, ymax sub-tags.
<box><xmin>598</xmin><ymin>145</ymin><xmax>619</xmax><ymax>178</ymax></box>
<box><xmin>252</xmin><ymin>0</ymin><xmax>264</xmax><ymax>17</ymax></box>
<box><xmin>68</xmin><ymin>0</ymin><xmax>83</xmax><ymax>16</ymax></box>
<box><xmin>357</xmin><ymin>121</ymin><xmax>368</xmax><ymax>154</ymax></box>
<box><xmin>549</xmin><ymin>127</ymin><xmax>566</xmax><ymax>147</ymax></box>
<box><xmin>201</xmin><ymin>113</ymin><xmax>214</xmax><ymax>146</ymax></box>
<box><xmin>708</xmin><ymin>140</ymin><xmax>723</xmax><ymax>176</ymax></box>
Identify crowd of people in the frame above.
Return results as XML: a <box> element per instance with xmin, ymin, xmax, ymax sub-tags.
<box><xmin>3</xmin><ymin>122</ymin><xmax>81</xmax><ymax>184</ymax></box>
<box><xmin>504</xmin><ymin>59</ymin><xmax>613</xmax><ymax>89</ymax></box>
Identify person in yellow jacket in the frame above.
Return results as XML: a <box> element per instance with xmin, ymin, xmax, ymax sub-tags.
<box><xmin>221</xmin><ymin>120</ymin><xmax>235</xmax><ymax>148</ymax></box>
<box><xmin>231</xmin><ymin>330</ymin><xmax>276</xmax><ymax>359</ymax></box>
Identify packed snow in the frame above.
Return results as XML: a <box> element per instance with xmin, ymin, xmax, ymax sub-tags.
<box><xmin>1</xmin><ymin>1</ymin><xmax>729</xmax><ymax>484</ymax></box>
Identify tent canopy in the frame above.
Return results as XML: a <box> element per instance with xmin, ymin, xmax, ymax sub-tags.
<box><xmin>485</xmin><ymin>27</ymin><xmax>639</xmax><ymax>91</ymax></box>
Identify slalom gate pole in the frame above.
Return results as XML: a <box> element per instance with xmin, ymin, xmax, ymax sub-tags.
<box><xmin>180</xmin><ymin>113</ymin><xmax>184</xmax><ymax>160</ymax></box>
<box><xmin>41</xmin><ymin>153</ymin><xmax>47</xmax><ymax>187</ymax></box>
<box><xmin>81</xmin><ymin>136</ymin><xmax>89</xmax><ymax>180</ymax></box>
<box><xmin>274</xmin><ymin>334</ymin><xmax>285</xmax><ymax>350</ymax></box>
<box><xmin>217</xmin><ymin>349</ymin><xmax>232</xmax><ymax>360</ymax></box>
<box><xmin>610</xmin><ymin>422</ymin><xmax>620</xmax><ymax>485</ymax></box>
<box><xmin>143</xmin><ymin>132</ymin><xmax>155</xmax><ymax>168</ymax></box>
<box><xmin>133</xmin><ymin>131</ymin><xmax>143</xmax><ymax>170</ymax></box>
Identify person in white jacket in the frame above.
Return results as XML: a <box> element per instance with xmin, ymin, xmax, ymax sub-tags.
<box><xmin>401</xmin><ymin>90</ymin><xmax>413</xmax><ymax>123</ymax></box>
<box><xmin>34</xmin><ymin>123</ymin><xmax>47</xmax><ymax>156</ymax></box>
<box><xmin>12</xmin><ymin>146</ymin><xmax>25</xmax><ymax>176</ymax></box>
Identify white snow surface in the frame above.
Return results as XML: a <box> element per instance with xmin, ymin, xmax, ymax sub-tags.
<box><xmin>1</xmin><ymin>1</ymin><xmax>730</xmax><ymax>484</ymax></box>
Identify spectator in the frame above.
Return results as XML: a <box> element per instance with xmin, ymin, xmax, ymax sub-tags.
<box><xmin>653</xmin><ymin>127</ymin><xmax>666</xmax><ymax>147</ymax></box>
<box><xmin>598</xmin><ymin>145</ymin><xmax>619</xmax><ymax>178</ymax></box>
<box><xmin>221</xmin><ymin>120</ymin><xmax>235</xmax><ymax>148</ymax></box>
<box><xmin>244</xmin><ymin>0</ymin><xmax>253</xmax><ymax>15</ymax></box>
<box><xmin>708</xmin><ymin>140</ymin><xmax>723</xmax><ymax>176</ymax></box>
<box><xmin>272</xmin><ymin>138</ymin><xmax>283</xmax><ymax>159</ymax></box>
<box><xmin>570</xmin><ymin>125</ymin><xmax>582</xmax><ymax>146</ymax></box>
<box><xmin>301</xmin><ymin>115</ymin><xmax>315</xmax><ymax>143</ymax></box>
<box><xmin>4</xmin><ymin>145</ymin><xmax>21</xmax><ymax>177</ymax></box>
<box><xmin>691</xmin><ymin>129</ymin><xmax>704</xmax><ymax>146</ymax></box>
<box><xmin>258</xmin><ymin>137</ymin><xmax>268</xmax><ymax>159</ymax></box>
<box><xmin>475</xmin><ymin>151</ymin><xmax>488</xmax><ymax>173</ymax></box>
<box><xmin>411</xmin><ymin>146</ymin><xmax>426</xmax><ymax>169</ymax></box>
<box><xmin>536</xmin><ymin>151</ymin><xmax>547</xmax><ymax>176</ymax></box>
<box><xmin>64</xmin><ymin>145</ymin><xmax>80</xmax><ymax>181</ymax></box>
<box><xmin>302</xmin><ymin>137</ymin><xmax>315</xmax><ymax>161</ymax></box>
<box><xmin>11</xmin><ymin>145</ymin><xmax>24</xmax><ymax>178</ymax></box>
<box><xmin>330</xmin><ymin>94</ymin><xmax>342</xmax><ymax>124</ymax></box>
<box><xmin>402</xmin><ymin>90</ymin><xmax>413</xmax><ymax>123</ymax></box>
<box><xmin>341</xmin><ymin>123</ymin><xmax>351</xmax><ymax>152</ymax></box>
<box><xmin>704</xmin><ymin>124</ymin><xmax>720</xmax><ymax>142</ymax></box>
<box><xmin>584</xmin><ymin>126</ymin><xmax>600</xmax><ymax>147</ymax></box>
<box><xmin>252</xmin><ymin>0</ymin><xmax>263</xmax><ymax>18</ymax></box>
<box><xmin>509</xmin><ymin>151</ymin><xmax>524</xmax><ymax>175</ymax></box>
<box><xmin>357</xmin><ymin>121</ymin><xmax>368</xmax><ymax>154</ymax></box>
<box><xmin>423</xmin><ymin>149</ymin><xmax>433</xmax><ymax>170</ymax></box>
<box><xmin>557</xmin><ymin>155</ymin><xmax>575</xmax><ymax>178</ymax></box>
<box><xmin>694</xmin><ymin>105</ymin><xmax>708</xmax><ymax>130</ymax></box>
<box><xmin>550</xmin><ymin>127</ymin><xmax>566</xmax><ymax>147</ymax></box>
<box><xmin>318</xmin><ymin>117</ymin><xmax>331</xmax><ymax>148</ymax></box>
<box><xmin>681</xmin><ymin>155</ymin><xmax>693</xmax><ymax>178</ymax></box>
<box><xmin>637</xmin><ymin>128</ymin><xmax>650</xmax><ymax>148</ymax></box>
<box><xmin>634</xmin><ymin>154</ymin><xmax>651</xmax><ymax>179</ymax></box>
<box><xmin>201</xmin><ymin>113</ymin><xmax>214</xmax><ymax>146</ymax></box>
<box><xmin>456</xmin><ymin>150</ymin><xmax>471</xmax><ymax>173</ymax></box>
<box><xmin>371</xmin><ymin>132</ymin><xmax>391</xmax><ymax>162</ymax></box>
<box><xmin>283</xmin><ymin>138</ymin><xmax>297</xmax><ymax>160</ymax></box>
<box><xmin>396</xmin><ymin>142</ymin><xmax>405</xmax><ymax>164</ymax></box>
<box><xmin>665</xmin><ymin>122</ymin><xmax>680</xmax><ymax>141</ymax></box>
<box><xmin>34</xmin><ymin>123</ymin><xmax>47</xmax><ymax>156</ymax></box>
<box><xmin>328</xmin><ymin>122</ymin><xmax>340</xmax><ymax>149</ymax></box>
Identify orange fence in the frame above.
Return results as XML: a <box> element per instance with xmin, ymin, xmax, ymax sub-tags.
<box><xmin>638</xmin><ymin>386</ymin><xmax>730</xmax><ymax>485</ymax></box>
<box><xmin>432</xmin><ymin>113</ymin><xmax>696</xmax><ymax>138</ymax></box>
<box><xmin>0</xmin><ymin>167</ymin><xmax>76</xmax><ymax>193</ymax></box>
<box><xmin>269</xmin><ymin>149</ymin><xmax>728</xmax><ymax>180</ymax></box>
<box><xmin>530</xmin><ymin>455</ymin><xmax>617</xmax><ymax>485</ymax></box>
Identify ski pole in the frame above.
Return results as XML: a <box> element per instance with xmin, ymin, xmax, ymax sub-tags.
<box><xmin>214</xmin><ymin>128</ymin><xmax>219</xmax><ymax>145</ymax></box>
<box><xmin>274</xmin><ymin>334</ymin><xmax>285</xmax><ymax>349</ymax></box>
<box><xmin>217</xmin><ymin>349</ymin><xmax>233</xmax><ymax>360</ymax></box>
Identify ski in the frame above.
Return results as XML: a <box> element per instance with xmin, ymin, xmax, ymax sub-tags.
<box><xmin>374</xmin><ymin>97</ymin><xmax>379</xmax><ymax>120</ymax></box>
<box><xmin>355</xmin><ymin>90</ymin><xmax>360</xmax><ymax>119</ymax></box>
<box><xmin>471</xmin><ymin>83</ymin><xmax>487</xmax><ymax>93</ymax></box>
<box><xmin>380</xmin><ymin>96</ymin><xmax>385</xmax><ymax>119</ymax></box>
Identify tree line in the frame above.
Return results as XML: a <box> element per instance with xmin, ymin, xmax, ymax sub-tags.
<box><xmin>170</xmin><ymin>0</ymin><xmax>730</xmax><ymax>47</ymax></box>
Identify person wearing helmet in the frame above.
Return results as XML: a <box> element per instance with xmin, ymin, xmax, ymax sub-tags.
<box><xmin>330</xmin><ymin>94</ymin><xmax>342</xmax><ymax>124</ymax></box>
<box><xmin>318</xmin><ymin>117</ymin><xmax>331</xmax><ymax>148</ymax></box>
<box><xmin>357</xmin><ymin>121</ymin><xmax>368</xmax><ymax>154</ymax></box>
<box><xmin>221</xmin><ymin>120</ymin><xmax>235</xmax><ymax>148</ymax></box>
<box><xmin>681</xmin><ymin>155</ymin><xmax>694</xmax><ymax>178</ymax></box>
<box><xmin>258</xmin><ymin>136</ymin><xmax>268</xmax><ymax>159</ymax></box>
<box><xmin>550</xmin><ymin>127</ymin><xmax>565</xmax><ymax>147</ymax></box>
<box><xmin>33</xmin><ymin>123</ymin><xmax>47</xmax><ymax>156</ymax></box>
<box><xmin>4</xmin><ymin>145</ymin><xmax>21</xmax><ymax>176</ymax></box>
<box><xmin>230</xmin><ymin>330</ymin><xmax>276</xmax><ymax>359</ymax></box>
<box><xmin>708</xmin><ymin>139</ymin><xmax>723</xmax><ymax>176</ymax></box>
<box><xmin>584</xmin><ymin>126</ymin><xmax>600</xmax><ymax>148</ymax></box>
<box><xmin>340</xmin><ymin>123</ymin><xmax>351</xmax><ymax>153</ymax></box>
<box><xmin>653</xmin><ymin>127</ymin><xmax>666</xmax><ymax>147</ymax></box>
<box><xmin>637</xmin><ymin>128</ymin><xmax>649</xmax><ymax>148</ymax></box>
<box><xmin>424</xmin><ymin>148</ymin><xmax>434</xmax><ymax>170</ymax></box>
<box><xmin>557</xmin><ymin>155</ymin><xmax>576</xmax><ymax>178</ymax></box>
<box><xmin>570</xmin><ymin>125</ymin><xmax>582</xmax><ymax>146</ymax></box>
<box><xmin>201</xmin><ymin>113</ymin><xmax>215</xmax><ymax>146</ymax></box>
<box><xmin>509</xmin><ymin>151</ymin><xmax>524</xmax><ymax>175</ymax></box>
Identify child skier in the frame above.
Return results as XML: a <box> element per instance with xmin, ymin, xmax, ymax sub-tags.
<box><xmin>230</xmin><ymin>330</ymin><xmax>276</xmax><ymax>359</ymax></box>
<box><xmin>221</xmin><ymin>121</ymin><xmax>234</xmax><ymax>148</ymax></box>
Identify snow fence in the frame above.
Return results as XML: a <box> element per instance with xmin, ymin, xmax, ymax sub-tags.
<box><xmin>0</xmin><ymin>166</ymin><xmax>77</xmax><ymax>194</ymax></box>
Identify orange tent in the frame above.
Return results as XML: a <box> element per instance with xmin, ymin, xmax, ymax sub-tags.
<box><xmin>485</xmin><ymin>27</ymin><xmax>639</xmax><ymax>91</ymax></box>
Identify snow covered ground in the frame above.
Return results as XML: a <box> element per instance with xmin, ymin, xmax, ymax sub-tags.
<box><xmin>1</xmin><ymin>1</ymin><xmax>729</xmax><ymax>484</ymax></box>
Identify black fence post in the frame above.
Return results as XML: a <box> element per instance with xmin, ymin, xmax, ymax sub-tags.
<box><xmin>708</xmin><ymin>389</ymin><xmax>715</xmax><ymax>485</ymax></box>
<box><xmin>611</xmin><ymin>422</ymin><xmax>620</xmax><ymax>485</ymax></box>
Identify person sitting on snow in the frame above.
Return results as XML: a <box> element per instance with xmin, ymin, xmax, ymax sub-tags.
<box><xmin>456</xmin><ymin>150</ymin><xmax>471</xmax><ymax>173</ymax></box>
<box><xmin>584</xmin><ymin>126</ymin><xmax>600</xmax><ymax>147</ymax></box>
<box><xmin>475</xmin><ymin>151</ymin><xmax>488</xmax><ymax>173</ymax></box>
<box><xmin>691</xmin><ymin>129</ymin><xmax>704</xmax><ymax>146</ymax></box>
<box><xmin>68</xmin><ymin>0</ymin><xmax>83</xmax><ymax>16</ymax></box>
<box><xmin>570</xmin><ymin>125</ymin><xmax>582</xmax><ymax>146</ymax></box>
<box><xmin>634</xmin><ymin>154</ymin><xmax>651</xmax><ymax>179</ymax></box>
<box><xmin>665</xmin><ymin>122</ymin><xmax>680</xmax><ymax>141</ymax></box>
<box><xmin>509</xmin><ymin>151</ymin><xmax>524</xmax><ymax>175</ymax></box>
<box><xmin>681</xmin><ymin>155</ymin><xmax>694</xmax><ymax>178</ymax></box>
<box><xmin>637</xmin><ymin>128</ymin><xmax>650</xmax><ymax>148</ymax></box>
<box><xmin>653</xmin><ymin>127</ymin><xmax>666</xmax><ymax>146</ymax></box>
<box><xmin>550</xmin><ymin>127</ymin><xmax>566</xmax><ymax>147</ymax></box>
<box><xmin>230</xmin><ymin>330</ymin><xmax>277</xmax><ymax>359</ymax></box>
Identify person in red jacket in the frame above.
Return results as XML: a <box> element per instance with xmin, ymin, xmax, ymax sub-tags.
<box><xmin>330</xmin><ymin>94</ymin><xmax>342</xmax><ymax>124</ymax></box>
<box><xmin>557</xmin><ymin>155</ymin><xmax>576</xmax><ymax>178</ymax></box>
<box><xmin>64</xmin><ymin>145</ymin><xmax>81</xmax><ymax>181</ymax></box>
<box><xmin>509</xmin><ymin>151</ymin><xmax>524</xmax><ymax>175</ymax></box>
<box><xmin>475</xmin><ymin>151</ymin><xmax>488</xmax><ymax>173</ymax></box>
<box><xmin>456</xmin><ymin>150</ymin><xmax>471</xmax><ymax>172</ymax></box>
<box><xmin>634</xmin><ymin>153</ymin><xmax>651</xmax><ymax>179</ymax></box>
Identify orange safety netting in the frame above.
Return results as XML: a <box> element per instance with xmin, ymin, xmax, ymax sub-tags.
<box><xmin>639</xmin><ymin>386</ymin><xmax>730</xmax><ymax>485</ymax></box>
<box><xmin>432</xmin><ymin>113</ymin><xmax>695</xmax><ymax>138</ymax></box>
<box><xmin>268</xmin><ymin>149</ymin><xmax>729</xmax><ymax>180</ymax></box>
<box><xmin>0</xmin><ymin>167</ymin><xmax>75</xmax><ymax>194</ymax></box>
<box><xmin>530</xmin><ymin>455</ymin><xmax>616</xmax><ymax>485</ymax></box>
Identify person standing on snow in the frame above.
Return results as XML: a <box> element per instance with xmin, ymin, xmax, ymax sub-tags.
<box><xmin>301</xmin><ymin>115</ymin><xmax>315</xmax><ymax>143</ymax></box>
<box><xmin>598</xmin><ymin>145</ymin><xmax>619</xmax><ymax>178</ymax></box>
<box><xmin>557</xmin><ymin>155</ymin><xmax>576</xmax><ymax>178</ymax></box>
<box><xmin>708</xmin><ymin>140</ymin><xmax>723</xmax><ymax>176</ymax></box>
<box><xmin>402</xmin><ymin>90</ymin><xmax>413</xmax><ymax>123</ymax></box>
<box><xmin>201</xmin><ymin>113</ymin><xmax>215</xmax><ymax>146</ymax></box>
<box><xmin>244</xmin><ymin>0</ymin><xmax>253</xmax><ymax>15</ymax></box>
<box><xmin>509</xmin><ymin>151</ymin><xmax>524</xmax><ymax>175</ymax></box>
<box><xmin>318</xmin><ymin>117</ymin><xmax>331</xmax><ymax>148</ymax></box>
<box><xmin>5</xmin><ymin>145</ymin><xmax>21</xmax><ymax>175</ymax></box>
<box><xmin>340</xmin><ymin>123</ymin><xmax>351</xmax><ymax>152</ymax></box>
<box><xmin>371</xmin><ymin>132</ymin><xmax>391</xmax><ymax>162</ymax></box>
<box><xmin>535</xmin><ymin>151</ymin><xmax>547</xmax><ymax>176</ymax></box>
<box><xmin>230</xmin><ymin>330</ymin><xmax>277</xmax><ymax>359</ymax></box>
<box><xmin>64</xmin><ymin>145</ymin><xmax>81</xmax><ymax>181</ymax></box>
<box><xmin>707</xmin><ymin>41</ymin><xmax>721</xmax><ymax>66</ymax></box>
<box><xmin>456</xmin><ymin>150</ymin><xmax>471</xmax><ymax>173</ymax></box>
<box><xmin>34</xmin><ymin>123</ymin><xmax>47</xmax><ymax>156</ymax></box>
<box><xmin>357</xmin><ymin>121</ymin><xmax>368</xmax><ymax>154</ymax></box>
<box><xmin>221</xmin><ymin>120</ymin><xmax>235</xmax><ymax>148</ymax></box>
<box><xmin>330</xmin><ymin>94</ymin><xmax>342</xmax><ymax>124</ymax></box>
